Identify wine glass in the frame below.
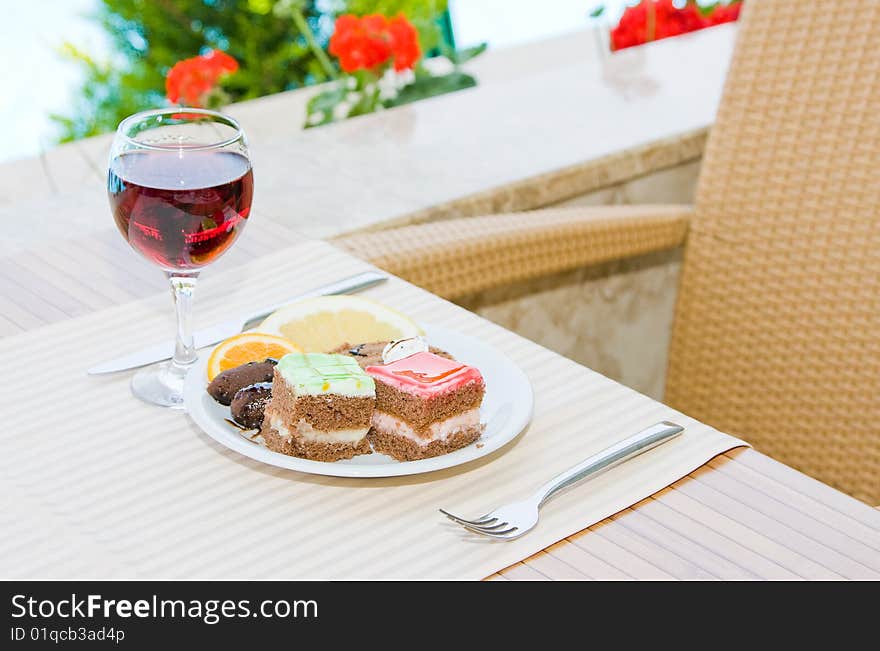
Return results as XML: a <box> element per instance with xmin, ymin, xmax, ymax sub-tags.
<box><xmin>108</xmin><ymin>108</ymin><xmax>253</xmax><ymax>408</ymax></box>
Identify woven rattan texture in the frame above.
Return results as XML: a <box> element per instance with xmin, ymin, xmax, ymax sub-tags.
<box><xmin>335</xmin><ymin>205</ymin><xmax>689</xmax><ymax>299</ymax></box>
<box><xmin>665</xmin><ymin>0</ymin><xmax>880</xmax><ymax>503</ymax></box>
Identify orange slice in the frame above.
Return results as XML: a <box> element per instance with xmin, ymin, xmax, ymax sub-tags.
<box><xmin>206</xmin><ymin>333</ymin><xmax>302</xmax><ymax>382</ymax></box>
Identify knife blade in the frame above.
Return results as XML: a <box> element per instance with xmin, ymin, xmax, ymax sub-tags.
<box><xmin>87</xmin><ymin>271</ymin><xmax>388</xmax><ymax>375</ymax></box>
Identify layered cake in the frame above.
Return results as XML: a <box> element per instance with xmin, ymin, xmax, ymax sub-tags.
<box><xmin>365</xmin><ymin>351</ymin><xmax>485</xmax><ymax>461</ymax></box>
<box><xmin>260</xmin><ymin>353</ymin><xmax>375</xmax><ymax>461</ymax></box>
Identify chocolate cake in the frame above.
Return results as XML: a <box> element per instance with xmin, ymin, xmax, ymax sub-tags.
<box><xmin>207</xmin><ymin>359</ymin><xmax>276</xmax><ymax>405</ymax></box>
<box><xmin>230</xmin><ymin>382</ymin><xmax>272</xmax><ymax>429</ymax></box>
<box><xmin>260</xmin><ymin>353</ymin><xmax>375</xmax><ymax>462</ymax></box>
<box><xmin>365</xmin><ymin>351</ymin><xmax>485</xmax><ymax>461</ymax></box>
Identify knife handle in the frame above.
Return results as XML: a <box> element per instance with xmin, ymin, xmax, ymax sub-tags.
<box><xmin>240</xmin><ymin>271</ymin><xmax>387</xmax><ymax>330</ymax></box>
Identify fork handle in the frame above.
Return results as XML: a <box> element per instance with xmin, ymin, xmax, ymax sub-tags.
<box><xmin>533</xmin><ymin>421</ymin><xmax>684</xmax><ymax>507</ymax></box>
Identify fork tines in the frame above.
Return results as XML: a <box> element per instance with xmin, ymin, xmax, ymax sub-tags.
<box><xmin>439</xmin><ymin>509</ymin><xmax>519</xmax><ymax>538</ymax></box>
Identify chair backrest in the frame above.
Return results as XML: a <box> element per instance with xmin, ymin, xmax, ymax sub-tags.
<box><xmin>665</xmin><ymin>0</ymin><xmax>880</xmax><ymax>503</ymax></box>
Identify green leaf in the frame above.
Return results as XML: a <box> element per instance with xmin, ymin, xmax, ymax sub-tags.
<box><xmin>445</xmin><ymin>42</ymin><xmax>487</xmax><ymax>65</ymax></box>
<box><xmin>385</xmin><ymin>71</ymin><xmax>476</xmax><ymax>107</ymax></box>
<box><xmin>246</xmin><ymin>0</ymin><xmax>274</xmax><ymax>15</ymax></box>
<box><xmin>696</xmin><ymin>2</ymin><xmax>723</xmax><ymax>16</ymax></box>
<box><xmin>589</xmin><ymin>5</ymin><xmax>606</xmax><ymax>18</ymax></box>
<box><xmin>304</xmin><ymin>82</ymin><xmax>349</xmax><ymax>128</ymax></box>
<box><xmin>308</xmin><ymin>87</ymin><xmax>344</xmax><ymax>111</ymax></box>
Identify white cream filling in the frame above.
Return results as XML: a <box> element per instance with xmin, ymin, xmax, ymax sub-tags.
<box><xmin>269</xmin><ymin>416</ymin><xmax>369</xmax><ymax>444</ymax></box>
<box><xmin>371</xmin><ymin>409</ymin><xmax>481</xmax><ymax>446</ymax></box>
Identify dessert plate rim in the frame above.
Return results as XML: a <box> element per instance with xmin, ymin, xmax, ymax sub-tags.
<box><xmin>183</xmin><ymin>323</ymin><xmax>534</xmax><ymax>478</ymax></box>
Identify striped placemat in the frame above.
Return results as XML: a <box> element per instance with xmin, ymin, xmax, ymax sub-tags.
<box><xmin>0</xmin><ymin>240</ymin><xmax>745</xmax><ymax>579</ymax></box>
<box><xmin>491</xmin><ymin>449</ymin><xmax>880</xmax><ymax>580</ymax></box>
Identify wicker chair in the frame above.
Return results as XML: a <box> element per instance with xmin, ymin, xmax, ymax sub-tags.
<box><xmin>336</xmin><ymin>0</ymin><xmax>880</xmax><ymax>504</ymax></box>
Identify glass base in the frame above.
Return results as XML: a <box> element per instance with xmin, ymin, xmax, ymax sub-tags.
<box><xmin>130</xmin><ymin>360</ymin><xmax>192</xmax><ymax>409</ymax></box>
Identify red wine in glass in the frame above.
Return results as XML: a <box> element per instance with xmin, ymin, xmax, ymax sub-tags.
<box><xmin>108</xmin><ymin>149</ymin><xmax>253</xmax><ymax>271</ymax></box>
<box><xmin>107</xmin><ymin>108</ymin><xmax>253</xmax><ymax>408</ymax></box>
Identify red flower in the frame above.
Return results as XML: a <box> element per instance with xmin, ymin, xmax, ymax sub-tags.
<box><xmin>329</xmin><ymin>14</ymin><xmax>390</xmax><ymax>72</ymax></box>
<box><xmin>707</xmin><ymin>2</ymin><xmax>742</xmax><ymax>26</ymax></box>
<box><xmin>610</xmin><ymin>1</ymin><xmax>740</xmax><ymax>51</ymax></box>
<box><xmin>329</xmin><ymin>13</ymin><xmax>420</xmax><ymax>74</ymax></box>
<box><xmin>166</xmin><ymin>49</ymin><xmax>239</xmax><ymax>108</ymax></box>
<box><xmin>388</xmin><ymin>15</ymin><xmax>421</xmax><ymax>71</ymax></box>
<box><xmin>655</xmin><ymin>1</ymin><xmax>705</xmax><ymax>39</ymax></box>
<box><xmin>610</xmin><ymin>2</ymin><xmax>649</xmax><ymax>51</ymax></box>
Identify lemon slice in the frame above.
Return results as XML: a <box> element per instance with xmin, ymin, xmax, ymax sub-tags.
<box><xmin>207</xmin><ymin>332</ymin><xmax>302</xmax><ymax>382</ymax></box>
<box><xmin>256</xmin><ymin>296</ymin><xmax>423</xmax><ymax>352</ymax></box>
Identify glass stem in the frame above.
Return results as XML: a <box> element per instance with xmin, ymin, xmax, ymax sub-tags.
<box><xmin>168</xmin><ymin>273</ymin><xmax>199</xmax><ymax>377</ymax></box>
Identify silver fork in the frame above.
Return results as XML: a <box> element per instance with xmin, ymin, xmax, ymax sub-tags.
<box><xmin>441</xmin><ymin>421</ymin><xmax>684</xmax><ymax>540</ymax></box>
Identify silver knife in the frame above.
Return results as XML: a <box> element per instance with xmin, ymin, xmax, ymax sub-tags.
<box><xmin>87</xmin><ymin>271</ymin><xmax>388</xmax><ymax>375</ymax></box>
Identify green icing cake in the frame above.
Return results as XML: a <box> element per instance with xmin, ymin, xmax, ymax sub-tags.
<box><xmin>276</xmin><ymin>353</ymin><xmax>375</xmax><ymax>397</ymax></box>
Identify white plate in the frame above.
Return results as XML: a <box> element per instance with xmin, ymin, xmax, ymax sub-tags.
<box><xmin>183</xmin><ymin>324</ymin><xmax>533</xmax><ymax>477</ymax></box>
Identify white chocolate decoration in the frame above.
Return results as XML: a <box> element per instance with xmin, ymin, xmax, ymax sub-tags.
<box><xmin>381</xmin><ymin>336</ymin><xmax>429</xmax><ymax>364</ymax></box>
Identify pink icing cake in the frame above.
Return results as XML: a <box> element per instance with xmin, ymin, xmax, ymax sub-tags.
<box><xmin>365</xmin><ymin>351</ymin><xmax>485</xmax><ymax>461</ymax></box>
<box><xmin>365</xmin><ymin>351</ymin><xmax>483</xmax><ymax>397</ymax></box>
